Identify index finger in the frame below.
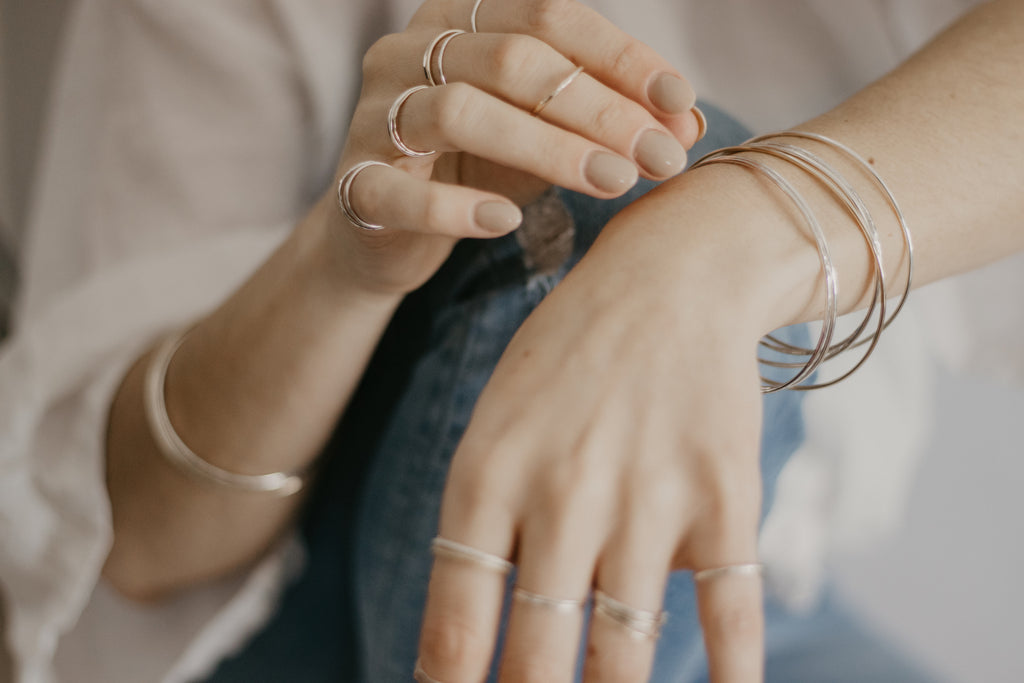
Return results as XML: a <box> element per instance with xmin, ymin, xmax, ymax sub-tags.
<box><xmin>415</xmin><ymin>458</ymin><xmax>518</xmax><ymax>683</ymax></box>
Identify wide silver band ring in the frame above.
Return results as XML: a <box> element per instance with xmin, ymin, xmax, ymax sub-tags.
<box><xmin>430</xmin><ymin>536</ymin><xmax>514</xmax><ymax>574</ymax></box>
<box><xmin>513</xmin><ymin>587</ymin><xmax>585</xmax><ymax>614</ymax></box>
<box><xmin>470</xmin><ymin>0</ymin><xmax>485</xmax><ymax>32</ymax></box>
<box><xmin>693</xmin><ymin>563</ymin><xmax>764</xmax><ymax>583</ymax></box>
<box><xmin>423</xmin><ymin>29</ymin><xmax>465</xmax><ymax>86</ymax></box>
<box><xmin>413</xmin><ymin>659</ymin><xmax>443</xmax><ymax>683</ymax></box>
<box><xmin>337</xmin><ymin>160</ymin><xmax>390</xmax><ymax>230</ymax></box>
<box><xmin>531</xmin><ymin>65</ymin><xmax>584</xmax><ymax>116</ymax></box>
<box><xmin>592</xmin><ymin>590</ymin><xmax>667</xmax><ymax>641</ymax></box>
<box><xmin>388</xmin><ymin>85</ymin><xmax>436</xmax><ymax>157</ymax></box>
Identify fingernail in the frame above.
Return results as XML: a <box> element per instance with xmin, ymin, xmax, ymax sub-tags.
<box><xmin>474</xmin><ymin>201</ymin><xmax>522</xmax><ymax>233</ymax></box>
<box><xmin>634</xmin><ymin>129</ymin><xmax>687</xmax><ymax>178</ymax></box>
<box><xmin>647</xmin><ymin>73</ymin><xmax>695</xmax><ymax>114</ymax></box>
<box><xmin>584</xmin><ymin>151</ymin><xmax>639</xmax><ymax>194</ymax></box>
<box><xmin>692</xmin><ymin>106</ymin><xmax>708</xmax><ymax>142</ymax></box>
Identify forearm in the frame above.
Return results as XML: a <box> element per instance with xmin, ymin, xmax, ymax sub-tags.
<box><xmin>599</xmin><ymin>0</ymin><xmax>1024</xmax><ymax>338</ymax></box>
<box><xmin>104</xmin><ymin>195</ymin><xmax>402</xmax><ymax>600</ymax></box>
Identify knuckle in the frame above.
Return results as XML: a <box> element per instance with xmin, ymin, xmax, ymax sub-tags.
<box><xmin>421</xmin><ymin>184</ymin><xmax>450</xmax><ymax>231</ymax></box>
<box><xmin>446</xmin><ymin>443</ymin><xmax>519</xmax><ymax>516</ymax></box>
<box><xmin>419</xmin><ymin>617</ymin><xmax>487</xmax><ymax>671</ymax></box>
<box><xmin>489</xmin><ymin>35</ymin><xmax>543</xmax><ymax>86</ymax></box>
<box><xmin>629</xmin><ymin>471</ymin><xmax>685</xmax><ymax>520</ymax></box>
<box><xmin>433</xmin><ymin>82</ymin><xmax>478</xmax><ymax>138</ymax></box>
<box><xmin>589</xmin><ymin>100</ymin><xmax>630</xmax><ymax>138</ymax></box>
<box><xmin>606</xmin><ymin>40</ymin><xmax>648</xmax><ymax>82</ymax></box>
<box><xmin>524</xmin><ymin>0</ymin><xmax>571</xmax><ymax>33</ymax></box>
<box><xmin>362</xmin><ymin>33</ymin><xmax>401</xmax><ymax>77</ymax></box>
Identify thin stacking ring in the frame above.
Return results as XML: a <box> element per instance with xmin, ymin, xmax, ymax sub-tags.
<box><xmin>430</xmin><ymin>537</ymin><xmax>514</xmax><ymax>574</ymax></box>
<box><xmin>433</xmin><ymin>30</ymin><xmax>464</xmax><ymax>85</ymax></box>
<box><xmin>413</xmin><ymin>659</ymin><xmax>443</xmax><ymax>683</ymax></box>
<box><xmin>337</xmin><ymin>160</ymin><xmax>390</xmax><ymax>230</ymax></box>
<box><xmin>693</xmin><ymin>563</ymin><xmax>765</xmax><ymax>583</ymax></box>
<box><xmin>422</xmin><ymin>29</ymin><xmax>465</xmax><ymax>86</ymax></box>
<box><xmin>531</xmin><ymin>65</ymin><xmax>584</xmax><ymax>116</ymax></box>
<box><xmin>592</xmin><ymin>590</ymin><xmax>667</xmax><ymax>641</ymax></box>
<box><xmin>388</xmin><ymin>86</ymin><xmax>436</xmax><ymax>157</ymax></box>
<box><xmin>470</xmin><ymin>0</ymin><xmax>485</xmax><ymax>32</ymax></box>
<box><xmin>513</xmin><ymin>587</ymin><xmax>586</xmax><ymax>614</ymax></box>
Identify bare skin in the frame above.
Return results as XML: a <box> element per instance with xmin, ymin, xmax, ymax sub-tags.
<box><xmin>103</xmin><ymin>0</ymin><xmax>698</xmax><ymax>600</ymax></box>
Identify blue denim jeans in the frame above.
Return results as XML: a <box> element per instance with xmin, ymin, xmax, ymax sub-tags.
<box><xmin>206</xmin><ymin>104</ymin><xmax>938</xmax><ymax>683</ymax></box>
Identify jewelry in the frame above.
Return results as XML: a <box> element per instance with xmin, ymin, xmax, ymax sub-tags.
<box><xmin>423</xmin><ymin>29</ymin><xmax>465</xmax><ymax>86</ymax></box>
<box><xmin>531</xmin><ymin>65</ymin><xmax>584</xmax><ymax>116</ymax></box>
<box><xmin>512</xmin><ymin>587</ymin><xmax>585</xmax><ymax>613</ymax></box>
<box><xmin>691</xmin><ymin>152</ymin><xmax>839</xmax><ymax>391</ymax></box>
<box><xmin>693</xmin><ymin>563</ymin><xmax>764</xmax><ymax>583</ymax></box>
<box><xmin>766</xmin><ymin>130</ymin><xmax>914</xmax><ymax>334</ymax></box>
<box><xmin>337</xmin><ymin>160</ymin><xmax>390</xmax><ymax>230</ymax></box>
<box><xmin>430</xmin><ymin>536</ymin><xmax>514</xmax><ymax>574</ymax></box>
<box><xmin>413</xmin><ymin>660</ymin><xmax>443</xmax><ymax>683</ymax></box>
<box><xmin>690</xmin><ymin>130</ymin><xmax>912</xmax><ymax>391</ymax></box>
<box><xmin>388</xmin><ymin>85</ymin><xmax>436</xmax><ymax>157</ymax></box>
<box><xmin>592</xmin><ymin>590</ymin><xmax>667</xmax><ymax>641</ymax></box>
<box><xmin>470</xmin><ymin>0</ymin><xmax>485</xmax><ymax>32</ymax></box>
<box><xmin>143</xmin><ymin>329</ymin><xmax>305</xmax><ymax>496</ymax></box>
<box><xmin>745</xmin><ymin>141</ymin><xmax>887</xmax><ymax>389</ymax></box>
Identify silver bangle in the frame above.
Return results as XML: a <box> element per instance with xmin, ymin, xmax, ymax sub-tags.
<box><xmin>143</xmin><ymin>329</ymin><xmax>305</xmax><ymax>496</ymax></box>
<box><xmin>690</xmin><ymin>130</ymin><xmax>912</xmax><ymax>391</ymax></box>
<box><xmin>692</xmin><ymin>152</ymin><xmax>839</xmax><ymax>391</ymax></box>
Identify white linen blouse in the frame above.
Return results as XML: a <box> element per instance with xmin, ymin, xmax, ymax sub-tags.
<box><xmin>0</xmin><ymin>0</ymin><xmax>994</xmax><ymax>681</ymax></box>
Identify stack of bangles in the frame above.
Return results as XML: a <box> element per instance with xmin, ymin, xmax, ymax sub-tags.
<box><xmin>690</xmin><ymin>130</ymin><xmax>914</xmax><ymax>392</ymax></box>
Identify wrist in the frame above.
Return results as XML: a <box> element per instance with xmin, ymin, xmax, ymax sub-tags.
<box><xmin>594</xmin><ymin>163</ymin><xmax>822</xmax><ymax>340</ymax></box>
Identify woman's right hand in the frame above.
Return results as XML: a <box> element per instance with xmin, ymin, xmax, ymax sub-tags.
<box><xmin>327</xmin><ymin>0</ymin><xmax>704</xmax><ymax>297</ymax></box>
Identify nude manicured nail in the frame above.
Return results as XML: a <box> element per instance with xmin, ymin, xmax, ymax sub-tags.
<box><xmin>634</xmin><ymin>129</ymin><xmax>687</xmax><ymax>178</ymax></box>
<box><xmin>647</xmin><ymin>73</ymin><xmax>695</xmax><ymax>114</ymax></box>
<box><xmin>474</xmin><ymin>201</ymin><xmax>522</xmax><ymax>233</ymax></box>
<box><xmin>692</xmin><ymin>106</ymin><xmax>708</xmax><ymax>142</ymax></box>
<box><xmin>584</xmin><ymin>152</ymin><xmax>639</xmax><ymax>194</ymax></box>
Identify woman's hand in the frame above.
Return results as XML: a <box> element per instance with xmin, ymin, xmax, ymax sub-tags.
<box><xmin>415</xmin><ymin>166</ymin><xmax>807</xmax><ymax>683</ymax></box>
<box><xmin>329</xmin><ymin>0</ymin><xmax>703</xmax><ymax>297</ymax></box>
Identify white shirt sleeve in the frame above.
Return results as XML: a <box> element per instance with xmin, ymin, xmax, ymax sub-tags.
<box><xmin>0</xmin><ymin>0</ymin><xmax>373</xmax><ymax>680</ymax></box>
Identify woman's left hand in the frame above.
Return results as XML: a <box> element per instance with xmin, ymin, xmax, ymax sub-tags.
<box><xmin>415</xmin><ymin>167</ymin><xmax>805</xmax><ymax>683</ymax></box>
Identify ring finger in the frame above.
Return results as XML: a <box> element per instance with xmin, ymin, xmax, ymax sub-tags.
<box><xmin>373</xmin><ymin>82</ymin><xmax>642</xmax><ymax>197</ymax></box>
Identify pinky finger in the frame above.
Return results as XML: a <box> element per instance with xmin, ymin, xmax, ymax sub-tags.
<box><xmin>341</xmin><ymin>161</ymin><xmax>523</xmax><ymax>238</ymax></box>
<box><xmin>695</xmin><ymin>564</ymin><xmax>765</xmax><ymax>683</ymax></box>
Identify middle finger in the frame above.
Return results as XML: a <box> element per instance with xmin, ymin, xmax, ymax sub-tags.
<box><xmin>438</xmin><ymin>32</ymin><xmax>688</xmax><ymax>180</ymax></box>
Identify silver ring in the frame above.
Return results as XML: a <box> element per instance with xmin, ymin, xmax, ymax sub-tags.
<box><xmin>422</xmin><ymin>29</ymin><xmax>465</xmax><ymax>86</ymax></box>
<box><xmin>336</xmin><ymin>160</ymin><xmax>390</xmax><ymax>230</ymax></box>
<box><xmin>693</xmin><ymin>563</ymin><xmax>764</xmax><ymax>583</ymax></box>
<box><xmin>413</xmin><ymin>660</ymin><xmax>443</xmax><ymax>683</ymax></box>
<box><xmin>434</xmin><ymin>30</ymin><xmax>464</xmax><ymax>85</ymax></box>
<box><xmin>592</xmin><ymin>590</ymin><xmax>667</xmax><ymax>641</ymax></box>
<box><xmin>430</xmin><ymin>537</ymin><xmax>514</xmax><ymax>574</ymax></box>
<box><xmin>531</xmin><ymin>65</ymin><xmax>584</xmax><ymax>116</ymax></box>
<box><xmin>513</xmin><ymin>587</ymin><xmax>585</xmax><ymax>614</ymax></box>
<box><xmin>388</xmin><ymin>85</ymin><xmax>436</xmax><ymax>157</ymax></box>
<box><xmin>470</xmin><ymin>0</ymin><xmax>485</xmax><ymax>32</ymax></box>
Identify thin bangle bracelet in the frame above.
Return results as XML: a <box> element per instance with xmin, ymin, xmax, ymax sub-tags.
<box><xmin>143</xmin><ymin>328</ymin><xmax>305</xmax><ymax>496</ymax></box>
